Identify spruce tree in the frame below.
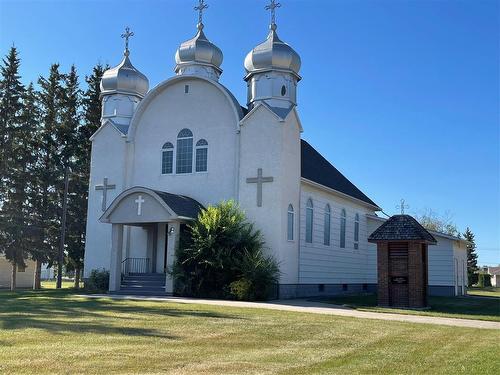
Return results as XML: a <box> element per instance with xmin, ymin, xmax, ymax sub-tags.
<box><xmin>463</xmin><ymin>227</ymin><xmax>478</xmax><ymax>287</ymax></box>
<box><xmin>31</xmin><ymin>64</ymin><xmax>63</xmax><ymax>285</ymax></box>
<box><xmin>0</xmin><ymin>46</ymin><xmax>24</xmax><ymax>202</ymax></box>
<box><xmin>0</xmin><ymin>47</ymin><xmax>33</xmax><ymax>290</ymax></box>
<box><xmin>65</xmin><ymin>64</ymin><xmax>105</xmax><ymax>287</ymax></box>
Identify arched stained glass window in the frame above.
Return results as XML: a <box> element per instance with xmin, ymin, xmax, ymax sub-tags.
<box><xmin>195</xmin><ymin>139</ymin><xmax>208</xmax><ymax>172</ymax></box>
<box><xmin>176</xmin><ymin>129</ymin><xmax>193</xmax><ymax>173</ymax></box>
<box><xmin>340</xmin><ymin>208</ymin><xmax>346</xmax><ymax>248</ymax></box>
<box><xmin>324</xmin><ymin>204</ymin><xmax>331</xmax><ymax>246</ymax></box>
<box><xmin>306</xmin><ymin>199</ymin><xmax>314</xmax><ymax>243</ymax></box>
<box><xmin>161</xmin><ymin>142</ymin><xmax>174</xmax><ymax>174</ymax></box>
<box><xmin>287</xmin><ymin>204</ymin><xmax>294</xmax><ymax>241</ymax></box>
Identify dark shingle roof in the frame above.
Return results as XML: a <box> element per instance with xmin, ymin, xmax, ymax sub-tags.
<box><xmin>153</xmin><ymin>190</ymin><xmax>204</xmax><ymax>219</ymax></box>
<box><xmin>368</xmin><ymin>215</ymin><xmax>437</xmax><ymax>243</ymax></box>
<box><xmin>301</xmin><ymin>140</ymin><xmax>379</xmax><ymax>208</ymax></box>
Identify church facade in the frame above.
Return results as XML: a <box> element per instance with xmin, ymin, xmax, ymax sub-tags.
<box><xmin>83</xmin><ymin>4</ymin><xmax>468</xmax><ymax>298</ymax></box>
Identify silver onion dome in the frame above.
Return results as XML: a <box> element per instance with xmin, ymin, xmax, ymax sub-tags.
<box><xmin>175</xmin><ymin>23</ymin><xmax>223</xmax><ymax>74</ymax></box>
<box><xmin>244</xmin><ymin>24</ymin><xmax>301</xmax><ymax>79</ymax></box>
<box><xmin>100</xmin><ymin>51</ymin><xmax>149</xmax><ymax>99</ymax></box>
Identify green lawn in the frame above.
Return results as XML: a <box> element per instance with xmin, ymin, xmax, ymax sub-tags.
<box><xmin>41</xmin><ymin>280</ymin><xmax>83</xmax><ymax>289</ymax></box>
<box><xmin>0</xmin><ymin>290</ymin><xmax>498</xmax><ymax>374</ymax></box>
<box><xmin>467</xmin><ymin>287</ymin><xmax>500</xmax><ymax>298</ymax></box>
<box><xmin>325</xmin><ymin>294</ymin><xmax>500</xmax><ymax>322</ymax></box>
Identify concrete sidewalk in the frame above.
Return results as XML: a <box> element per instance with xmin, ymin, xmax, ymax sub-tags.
<box><xmin>78</xmin><ymin>294</ymin><xmax>500</xmax><ymax>330</ymax></box>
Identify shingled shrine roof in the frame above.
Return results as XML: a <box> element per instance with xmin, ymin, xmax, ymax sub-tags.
<box><xmin>368</xmin><ymin>215</ymin><xmax>437</xmax><ymax>244</ymax></box>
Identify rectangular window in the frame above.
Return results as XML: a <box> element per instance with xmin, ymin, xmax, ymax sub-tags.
<box><xmin>195</xmin><ymin>147</ymin><xmax>208</xmax><ymax>172</ymax></box>
<box><xmin>176</xmin><ymin>138</ymin><xmax>193</xmax><ymax>174</ymax></box>
<box><xmin>340</xmin><ymin>218</ymin><xmax>346</xmax><ymax>248</ymax></box>
<box><xmin>306</xmin><ymin>208</ymin><xmax>313</xmax><ymax>243</ymax></box>
<box><xmin>324</xmin><ymin>213</ymin><xmax>330</xmax><ymax>246</ymax></box>
<box><xmin>354</xmin><ymin>221</ymin><xmax>359</xmax><ymax>249</ymax></box>
<box><xmin>287</xmin><ymin>211</ymin><xmax>294</xmax><ymax>241</ymax></box>
<box><xmin>162</xmin><ymin>150</ymin><xmax>173</xmax><ymax>174</ymax></box>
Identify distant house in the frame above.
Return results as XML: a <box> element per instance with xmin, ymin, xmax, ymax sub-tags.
<box><xmin>0</xmin><ymin>255</ymin><xmax>35</xmax><ymax>289</ymax></box>
<box><xmin>487</xmin><ymin>266</ymin><xmax>500</xmax><ymax>287</ymax></box>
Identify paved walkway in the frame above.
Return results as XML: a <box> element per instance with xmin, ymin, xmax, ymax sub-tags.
<box><xmin>78</xmin><ymin>294</ymin><xmax>500</xmax><ymax>330</ymax></box>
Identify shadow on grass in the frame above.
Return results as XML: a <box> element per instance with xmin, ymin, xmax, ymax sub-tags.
<box><xmin>320</xmin><ymin>293</ymin><xmax>500</xmax><ymax>320</ymax></box>
<box><xmin>0</xmin><ymin>289</ymin><xmax>242</xmax><ymax>337</ymax></box>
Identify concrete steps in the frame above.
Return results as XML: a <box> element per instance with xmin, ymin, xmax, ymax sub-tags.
<box><xmin>118</xmin><ymin>273</ymin><xmax>167</xmax><ymax>296</ymax></box>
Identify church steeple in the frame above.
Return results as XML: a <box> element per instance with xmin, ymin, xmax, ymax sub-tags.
<box><xmin>174</xmin><ymin>0</ymin><xmax>223</xmax><ymax>81</ymax></box>
<box><xmin>244</xmin><ymin>0</ymin><xmax>301</xmax><ymax>109</ymax></box>
<box><xmin>100</xmin><ymin>27</ymin><xmax>149</xmax><ymax>126</ymax></box>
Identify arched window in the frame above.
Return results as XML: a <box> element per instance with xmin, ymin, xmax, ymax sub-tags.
<box><xmin>306</xmin><ymin>199</ymin><xmax>314</xmax><ymax>243</ymax></box>
<box><xmin>176</xmin><ymin>128</ymin><xmax>193</xmax><ymax>174</ymax></box>
<box><xmin>161</xmin><ymin>142</ymin><xmax>174</xmax><ymax>174</ymax></box>
<box><xmin>287</xmin><ymin>204</ymin><xmax>294</xmax><ymax>241</ymax></box>
<box><xmin>354</xmin><ymin>213</ymin><xmax>360</xmax><ymax>249</ymax></box>
<box><xmin>324</xmin><ymin>204</ymin><xmax>331</xmax><ymax>246</ymax></box>
<box><xmin>195</xmin><ymin>139</ymin><xmax>208</xmax><ymax>172</ymax></box>
<box><xmin>340</xmin><ymin>208</ymin><xmax>346</xmax><ymax>248</ymax></box>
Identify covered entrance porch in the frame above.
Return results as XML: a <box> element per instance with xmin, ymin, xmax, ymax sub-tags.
<box><xmin>100</xmin><ymin>187</ymin><xmax>204</xmax><ymax>294</ymax></box>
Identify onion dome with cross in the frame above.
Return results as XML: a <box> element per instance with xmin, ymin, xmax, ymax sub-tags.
<box><xmin>244</xmin><ymin>0</ymin><xmax>301</xmax><ymax>109</ymax></box>
<box><xmin>174</xmin><ymin>0</ymin><xmax>223</xmax><ymax>81</ymax></box>
<box><xmin>100</xmin><ymin>27</ymin><xmax>149</xmax><ymax>99</ymax></box>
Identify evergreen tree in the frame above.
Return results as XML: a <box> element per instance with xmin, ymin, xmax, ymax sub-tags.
<box><xmin>0</xmin><ymin>47</ymin><xmax>34</xmax><ymax>290</ymax></box>
<box><xmin>463</xmin><ymin>227</ymin><xmax>478</xmax><ymax>287</ymax></box>
<box><xmin>0</xmin><ymin>46</ymin><xmax>24</xmax><ymax>202</ymax></box>
<box><xmin>65</xmin><ymin>64</ymin><xmax>105</xmax><ymax>287</ymax></box>
<box><xmin>31</xmin><ymin>64</ymin><xmax>64</xmax><ymax>286</ymax></box>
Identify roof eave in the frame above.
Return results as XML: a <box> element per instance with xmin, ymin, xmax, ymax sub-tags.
<box><xmin>301</xmin><ymin>178</ymin><xmax>381</xmax><ymax>211</ymax></box>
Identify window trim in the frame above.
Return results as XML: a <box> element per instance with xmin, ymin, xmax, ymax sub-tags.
<box><xmin>354</xmin><ymin>213</ymin><xmax>359</xmax><ymax>250</ymax></box>
<box><xmin>340</xmin><ymin>208</ymin><xmax>346</xmax><ymax>248</ymax></box>
<box><xmin>176</xmin><ymin>128</ymin><xmax>194</xmax><ymax>174</ymax></box>
<box><xmin>305</xmin><ymin>198</ymin><xmax>314</xmax><ymax>244</ymax></box>
<box><xmin>161</xmin><ymin>142</ymin><xmax>174</xmax><ymax>175</ymax></box>
<box><xmin>195</xmin><ymin>139</ymin><xmax>208</xmax><ymax>173</ymax></box>
<box><xmin>324</xmin><ymin>204</ymin><xmax>331</xmax><ymax>246</ymax></box>
<box><xmin>287</xmin><ymin>204</ymin><xmax>294</xmax><ymax>241</ymax></box>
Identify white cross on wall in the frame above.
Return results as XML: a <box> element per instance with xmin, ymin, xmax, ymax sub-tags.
<box><xmin>135</xmin><ymin>195</ymin><xmax>145</xmax><ymax>216</ymax></box>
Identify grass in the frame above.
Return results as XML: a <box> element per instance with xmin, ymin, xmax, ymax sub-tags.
<box><xmin>41</xmin><ymin>280</ymin><xmax>82</xmax><ymax>289</ymax></box>
<box><xmin>0</xmin><ymin>290</ymin><xmax>498</xmax><ymax>374</ymax></box>
<box><xmin>467</xmin><ymin>287</ymin><xmax>500</xmax><ymax>298</ymax></box>
<box><xmin>325</xmin><ymin>293</ymin><xmax>500</xmax><ymax>322</ymax></box>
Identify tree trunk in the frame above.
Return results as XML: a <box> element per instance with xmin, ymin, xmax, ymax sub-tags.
<box><xmin>33</xmin><ymin>259</ymin><xmax>42</xmax><ymax>289</ymax></box>
<box><xmin>10</xmin><ymin>261</ymin><xmax>17</xmax><ymax>291</ymax></box>
<box><xmin>74</xmin><ymin>267</ymin><xmax>80</xmax><ymax>289</ymax></box>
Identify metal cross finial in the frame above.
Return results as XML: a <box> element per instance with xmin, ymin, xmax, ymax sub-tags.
<box><xmin>265</xmin><ymin>0</ymin><xmax>281</xmax><ymax>27</ymax></box>
<box><xmin>194</xmin><ymin>0</ymin><xmax>209</xmax><ymax>27</ymax></box>
<box><xmin>121</xmin><ymin>26</ymin><xmax>134</xmax><ymax>56</ymax></box>
<box><xmin>396</xmin><ymin>199</ymin><xmax>410</xmax><ymax>215</ymax></box>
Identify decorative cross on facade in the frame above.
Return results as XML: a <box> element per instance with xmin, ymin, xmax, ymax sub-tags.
<box><xmin>121</xmin><ymin>26</ymin><xmax>134</xmax><ymax>56</ymax></box>
<box><xmin>95</xmin><ymin>177</ymin><xmax>116</xmax><ymax>212</ymax></box>
<box><xmin>265</xmin><ymin>0</ymin><xmax>281</xmax><ymax>26</ymax></box>
<box><xmin>396</xmin><ymin>198</ymin><xmax>409</xmax><ymax>214</ymax></box>
<box><xmin>135</xmin><ymin>195</ymin><xmax>145</xmax><ymax>216</ymax></box>
<box><xmin>194</xmin><ymin>0</ymin><xmax>208</xmax><ymax>26</ymax></box>
<box><xmin>246</xmin><ymin>168</ymin><xmax>274</xmax><ymax>207</ymax></box>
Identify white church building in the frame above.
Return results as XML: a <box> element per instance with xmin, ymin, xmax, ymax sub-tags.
<box><xmin>83</xmin><ymin>1</ymin><xmax>468</xmax><ymax>298</ymax></box>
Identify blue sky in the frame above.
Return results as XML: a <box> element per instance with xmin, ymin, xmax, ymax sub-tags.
<box><xmin>1</xmin><ymin>0</ymin><xmax>498</xmax><ymax>265</ymax></box>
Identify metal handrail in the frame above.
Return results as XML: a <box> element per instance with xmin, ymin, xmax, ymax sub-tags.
<box><xmin>121</xmin><ymin>257</ymin><xmax>150</xmax><ymax>275</ymax></box>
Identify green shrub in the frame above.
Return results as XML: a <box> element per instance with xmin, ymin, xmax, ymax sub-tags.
<box><xmin>85</xmin><ymin>269</ymin><xmax>109</xmax><ymax>291</ymax></box>
<box><xmin>171</xmin><ymin>200</ymin><xmax>280</xmax><ymax>300</ymax></box>
<box><xmin>477</xmin><ymin>273</ymin><xmax>492</xmax><ymax>288</ymax></box>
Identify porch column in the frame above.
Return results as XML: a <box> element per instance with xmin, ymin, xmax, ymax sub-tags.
<box><xmin>165</xmin><ymin>222</ymin><xmax>180</xmax><ymax>294</ymax></box>
<box><xmin>109</xmin><ymin>223</ymin><xmax>124</xmax><ymax>292</ymax></box>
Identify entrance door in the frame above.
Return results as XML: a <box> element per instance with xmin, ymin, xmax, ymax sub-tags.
<box><xmin>164</xmin><ymin>224</ymin><xmax>169</xmax><ymax>273</ymax></box>
<box><xmin>388</xmin><ymin>242</ymin><xmax>409</xmax><ymax>307</ymax></box>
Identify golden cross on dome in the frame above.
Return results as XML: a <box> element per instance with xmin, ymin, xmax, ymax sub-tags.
<box><xmin>121</xmin><ymin>26</ymin><xmax>134</xmax><ymax>56</ymax></box>
<box><xmin>195</xmin><ymin>0</ymin><xmax>209</xmax><ymax>26</ymax></box>
<box><xmin>265</xmin><ymin>0</ymin><xmax>281</xmax><ymax>26</ymax></box>
<box><xmin>396</xmin><ymin>199</ymin><xmax>410</xmax><ymax>215</ymax></box>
